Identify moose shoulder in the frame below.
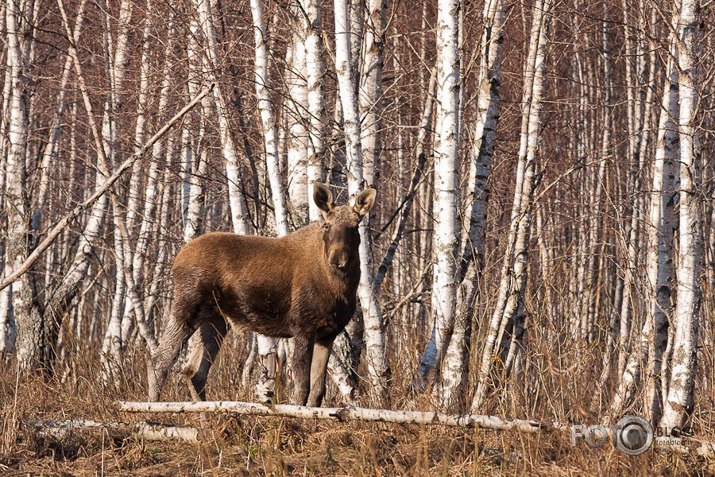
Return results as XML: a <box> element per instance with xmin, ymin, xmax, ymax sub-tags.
<box><xmin>147</xmin><ymin>183</ymin><xmax>376</xmax><ymax>407</ymax></box>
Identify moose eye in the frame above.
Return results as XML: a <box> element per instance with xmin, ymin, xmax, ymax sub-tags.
<box><xmin>322</xmin><ymin>223</ymin><xmax>331</xmax><ymax>231</ymax></box>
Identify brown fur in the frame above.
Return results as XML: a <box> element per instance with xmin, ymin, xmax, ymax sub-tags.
<box><xmin>147</xmin><ymin>184</ymin><xmax>376</xmax><ymax>406</ymax></box>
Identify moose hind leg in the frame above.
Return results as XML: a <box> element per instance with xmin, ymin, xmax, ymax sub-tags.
<box><xmin>291</xmin><ymin>335</ymin><xmax>315</xmax><ymax>406</ymax></box>
<box><xmin>307</xmin><ymin>338</ymin><xmax>334</xmax><ymax>407</ymax></box>
<box><xmin>182</xmin><ymin>312</ymin><xmax>228</xmax><ymax>401</ymax></box>
<box><xmin>148</xmin><ymin>310</ymin><xmax>194</xmax><ymax>401</ymax></box>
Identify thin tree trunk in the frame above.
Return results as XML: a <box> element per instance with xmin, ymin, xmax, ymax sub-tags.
<box><xmin>250</xmin><ymin>0</ymin><xmax>289</xmax><ymax>237</ymax></box>
<box><xmin>300</xmin><ymin>0</ymin><xmax>326</xmax><ymax>219</ymax></box>
<box><xmin>439</xmin><ymin>0</ymin><xmax>505</xmax><ymax>411</ymax></box>
<box><xmin>425</xmin><ymin>0</ymin><xmax>461</xmax><ymax>406</ymax></box>
<box><xmin>472</xmin><ymin>0</ymin><xmax>552</xmax><ymax>411</ymax></box>
<box><xmin>193</xmin><ymin>0</ymin><xmax>251</xmax><ymax>236</ymax></box>
<box><xmin>334</xmin><ymin>0</ymin><xmax>389</xmax><ymax>405</ymax></box>
<box><xmin>4</xmin><ymin>0</ymin><xmax>42</xmax><ymax>371</ymax></box>
<box><xmin>660</xmin><ymin>0</ymin><xmax>702</xmax><ymax>432</ymax></box>
<box><xmin>248</xmin><ymin>0</ymin><xmax>293</xmax><ymax>403</ymax></box>
<box><xmin>359</xmin><ymin>0</ymin><xmax>386</xmax><ymax>187</ymax></box>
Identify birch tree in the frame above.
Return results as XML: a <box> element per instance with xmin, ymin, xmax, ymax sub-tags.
<box><xmin>4</xmin><ymin>0</ymin><xmax>43</xmax><ymax>371</ymax></box>
<box><xmin>193</xmin><ymin>0</ymin><xmax>251</xmax><ymax>237</ymax></box>
<box><xmin>359</xmin><ymin>0</ymin><xmax>386</xmax><ymax>187</ymax></box>
<box><xmin>438</xmin><ymin>0</ymin><xmax>505</xmax><ymax>410</ymax></box>
<box><xmin>334</xmin><ymin>0</ymin><xmax>389</xmax><ymax>405</ymax></box>
<box><xmin>249</xmin><ymin>0</ymin><xmax>292</xmax><ymax>403</ymax></box>
<box><xmin>301</xmin><ymin>0</ymin><xmax>326</xmax><ymax>220</ymax></box>
<box><xmin>420</xmin><ymin>0</ymin><xmax>461</xmax><ymax>405</ymax></box>
<box><xmin>472</xmin><ymin>0</ymin><xmax>552</xmax><ymax>411</ymax></box>
<box><xmin>614</xmin><ymin>0</ymin><xmax>654</xmax><ymax>380</ymax></box>
<box><xmin>101</xmin><ymin>0</ymin><xmax>160</xmax><ymax>384</ymax></box>
<box><xmin>609</xmin><ymin>37</ymin><xmax>679</xmax><ymax>424</ymax></box>
<box><xmin>660</xmin><ymin>0</ymin><xmax>703</xmax><ymax>432</ymax></box>
<box><xmin>182</xmin><ymin>12</ymin><xmax>212</xmax><ymax>243</ymax></box>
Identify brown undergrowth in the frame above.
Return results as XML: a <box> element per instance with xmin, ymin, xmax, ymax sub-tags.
<box><xmin>0</xmin><ymin>347</ymin><xmax>713</xmax><ymax>476</ymax></box>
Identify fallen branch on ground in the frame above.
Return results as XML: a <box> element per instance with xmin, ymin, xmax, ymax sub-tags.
<box><xmin>24</xmin><ymin>419</ymin><xmax>198</xmax><ymax>443</ymax></box>
<box><xmin>117</xmin><ymin>400</ymin><xmax>715</xmax><ymax>457</ymax></box>
<box><xmin>117</xmin><ymin>400</ymin><xmax>566</xmax><ymax>433</ymax></box>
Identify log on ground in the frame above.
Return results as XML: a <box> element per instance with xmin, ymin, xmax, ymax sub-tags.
<box><xmin>117</xmin><ymin>400</ymin><xmax>566</xmax><ymax>433</ymax></box>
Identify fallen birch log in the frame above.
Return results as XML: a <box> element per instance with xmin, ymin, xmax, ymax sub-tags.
<box><xmin>117</xmin><ymin>401</ymin><xmax>567</xmax><ymax>434</ymax></box>
<box><xmin>24</xmin><ymin>419</ymin><xmax>198</xmax><ymax>443</ymax></box>
<box><xmin>117</xmin><ymin>401</ymin><xmax>715</xmax><ymax>457</ymax></box>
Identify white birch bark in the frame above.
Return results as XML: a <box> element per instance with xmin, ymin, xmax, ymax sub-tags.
<box><xmin>460</xmin><ymin>0</ymin><xmax>504</xmax><ymax>274</ymax></box>
<box><xmin>359</xmin><ymin>0</ymin><xmax>386</xmax><ymax>187</ymax></box>
<box><xmin>349</xmin><ymin>0</ymin><xmax>364</xmax><ymax>86</ymax></box>
<box><xmin>284</xmin><ymin>34</ymin><xmax>310</xmax><ymax>225</ymax></box>
<box><xmin>615</xmin><ymin>0</ymin><xmax>654</xmax><ymax>380</ymax></box>
<box><xmin>250</xmin><ymin>0</ymin><xmax>289</xmax><ymax>237</ymax></box>
<box><xmin>0</xmin><ymin>81</ymin><xmax>11</xmax><ymax>353</ymax></box>
<box><xmin>438</xmin><ymin>0</ymin><xmax>505</xmax><ymax>410</ymax></box>
<box><xmin>644</xmin><ymin>48</ymin><xmax>678</xmax><ymax>425</ymax></box>
<box><xmin>472</xmin><ymin>0</ymin><xmax>552</xmax><ymax>411</ymax></box>
<box><xmin>426</xmin><ymin>0</ymin><xmax>461</xmax><ymax>406</ymax></box>
<box><xmin>4</xmin><ymin>0</ymin><xmax>41</xmax><ymax>370</ymax></box>
<box><xmin>247</xmin><ymin>0</ymin><xmax>292</xmax><ymax>402</ymax></box>
<box><xmin>94</xmin><ymin>0</ymin><xmax>134</xmax><ymax>382</ymax></box>
<box><xmin>334</xmin><ymin>0</ymin><xmax>389</xmax><ymax>405</ymax></box>
<box><xmin>589</xmin><ymin>3</ymin><xmax>617</xmax><ymax>407</ymax></box>
<box><xmin>31</xmin><ymin>0</ymin><xmax>87</xmax><ymax>247</ymax></box>
<box><xmin>183</xmin><ymin>17</ymin><xmax>211</xmax><ymax>243</ymax></box>
<box><xmin>119</xmin><ymin>400</ymin><xmax>558</xmax><ymax>433</ymax></box>
<box><xmin>609</xmin><ymin>43</ymin><xmax>679</xmax><ymax>420</ymax></box>
<box><xmin>102</xmin><ymin>0</ymin><xmax>160</xmax><ymax>384</ymax></box>
<box><xmin>300</xmin><ymin>0</ymin><xmax>326</xmax><ymax>220</ymax></box>
<box><xmin>193</xmin><ymin>0</ymin><xmax>251</xmax><ymax>236</ymax></box>
<box><xmin>661</xmin><ymin>0</ymin><xmax>703</xmax><ymax>432</ymax></box>
<box><xmin>113</xmin><ymin>15</ymin><xmax>176</xmax><ymax>377</ymax></box>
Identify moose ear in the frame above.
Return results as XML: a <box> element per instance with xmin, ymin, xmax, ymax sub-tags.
<box><xmin>353</xmin><ymin>188</ymin><xmax>376</xmax><ymax>218</ymax></box>
<box><xmin>313</xmin><ymin>183</ymin><xmax>334</xmax><ymax>214</ymax></box>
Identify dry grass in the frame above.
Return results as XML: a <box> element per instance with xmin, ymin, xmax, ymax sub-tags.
<box><xmin>1</xmin><ymin>349</ymin><xmax>714</xmax><ymax>477</ymax></box>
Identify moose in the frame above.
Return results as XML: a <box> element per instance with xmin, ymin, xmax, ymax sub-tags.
<box><xmin>147</xmin><ymin>183</ymin><xmax>376</xmax><ymax>407</ymax></box>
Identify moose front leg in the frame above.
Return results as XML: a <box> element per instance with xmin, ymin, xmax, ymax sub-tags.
<box><xmin>307</xmin><ymin>338</ymin><xmax>334</xmax><ymax>407</ymax></box>
<box><xmin>291</xmin><ymin>335</ymin><xmax>315</xmax><ymax>406</ymax></box>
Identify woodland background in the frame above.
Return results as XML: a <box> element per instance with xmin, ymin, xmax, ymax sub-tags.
<box><xmin>0</xmin><ymin>0</ymin><xmax>714</xmax><ymax>474</ymax></box>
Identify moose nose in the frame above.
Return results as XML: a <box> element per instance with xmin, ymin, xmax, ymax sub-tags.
<box><xmin>330</xmin><ymin>258</ymin><xmax>348</xmax><ymax>269</ymax></box>
<box><xmin>328</xmin><ymin>252</ymin><xmax>348</xmax><ymax>269</ymax></box>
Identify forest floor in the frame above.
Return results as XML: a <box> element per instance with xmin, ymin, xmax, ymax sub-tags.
<box><xmin>1</xmin><ymin>360</ymin><xmax>713</xmax><ymax>476</ymax></box>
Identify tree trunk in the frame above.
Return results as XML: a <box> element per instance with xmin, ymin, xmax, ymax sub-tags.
<box><xmin>660</xmin><ymin>0</ymin><xmax>702</xmax><ymax>432</ymax></box>
<box><xmin>472</xmin><ymin>0</ymin><xmax>552</xmax><ymax>411</ymax></box>
<box><xmin>439</xmin><ymin>0</ymin><xmax>505</xmax><ymax>411</ymax></box>
<box><xmin>334</xmin><ymin>0</ymin><xmax>389</xmax><ymax>406</ymax></box>
<box><xmin>426</xmin><ymin>0</ymin><xmax>461</xmax><ymax>406</ymax></box>
<box><xmin>4</xmin><ymin>0</ymin><xmax>42</xmax><ymax>372</ymax></box>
